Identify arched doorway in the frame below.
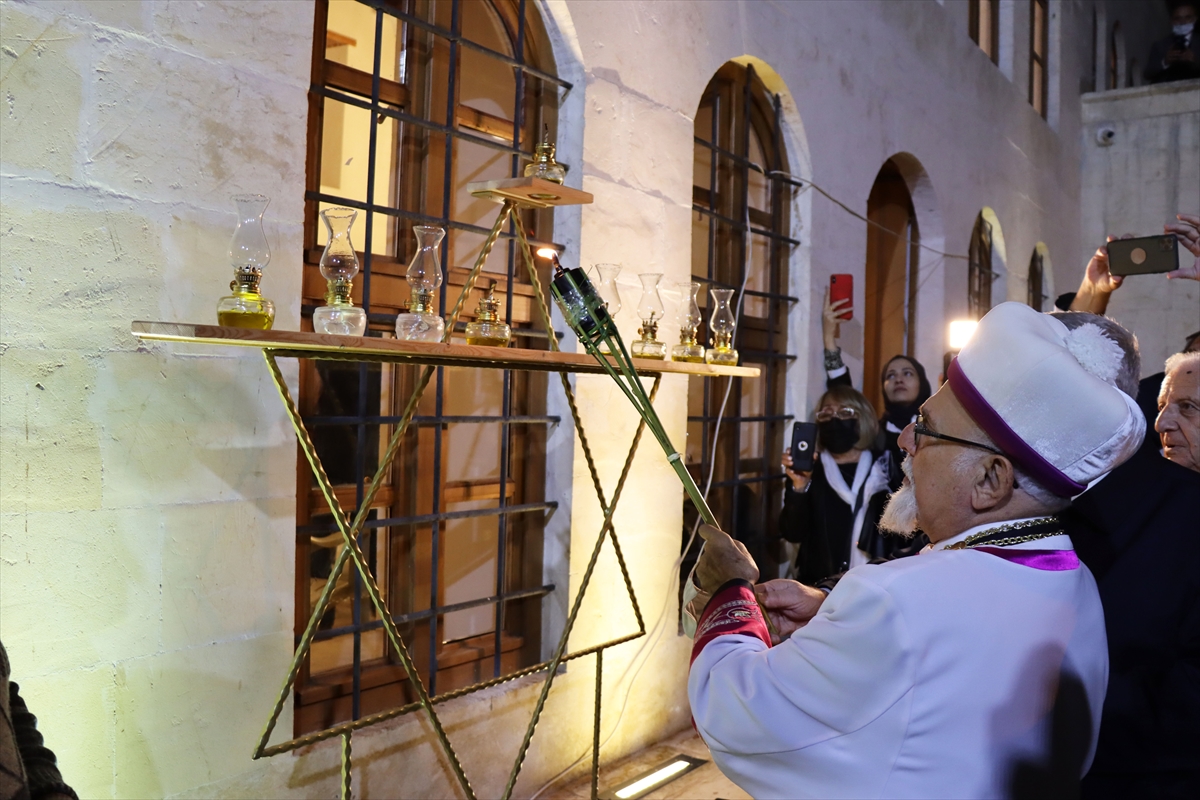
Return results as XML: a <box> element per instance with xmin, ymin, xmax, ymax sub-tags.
<box><xmin>863</xmin><ymin>159</ymin><xmax>919</xmax><ymax>416</ymax></box>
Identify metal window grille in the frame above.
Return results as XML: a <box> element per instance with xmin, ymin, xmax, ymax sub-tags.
<box><xmin>1028</xmin><ymin>249</ymin><xmax>1047</xmax><ymax>311</ymax></box>
<box><xmin>685</xmin><ymin>62</ymin><xmax>797</xmax><ymax>586</ymax></box>
<box><xmin>295</xmin><ymin>0</ymin><xmax>568</xmax><ymax>735</ymax></box>
<box><xmin>968</xmin><ymin>215</ymin><xmax>996</xmax><ymax>320</ymax></box>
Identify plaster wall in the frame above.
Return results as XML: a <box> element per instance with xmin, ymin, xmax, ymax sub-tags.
<box><xmin>1079</xmin><ymin>79</ymin><xmax>1200</xmax><ymax>377</ymax></box>
<box><xmin>1</xmin><ymin>0</ymin><xmax>1110</xmax><ymax>798</ymax></box>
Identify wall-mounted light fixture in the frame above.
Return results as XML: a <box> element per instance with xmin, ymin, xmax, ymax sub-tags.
<box><xmin>601</xmin><ymin>755</ymin><xmax>707</xmax><ymax>800</ymax></box>
<box><xmin>948</xmin><ymin>319</ymin><xmax>979</xmax><ymax>351</ymax></box>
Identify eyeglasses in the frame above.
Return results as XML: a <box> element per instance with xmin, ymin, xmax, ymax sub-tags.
<box><xmin>816</xmin><ymin>407</ymin><xmax>859</xmax><ymax>422</ymax></box>
<box><xmin>912</xmin><ymin>413</ymin><xmax>1005</xmax><ymax>456</ymax></box>
<box><xmin>912</xmin><ymin>413</ymin><xmax>1020</xmax><ymax>489</ymax></box>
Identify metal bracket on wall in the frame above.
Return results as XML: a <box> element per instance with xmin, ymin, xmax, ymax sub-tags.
<box><xmin>132</xmin><ymin>184</ymin><xmax>706</xmax><ymax>800</ymax></box>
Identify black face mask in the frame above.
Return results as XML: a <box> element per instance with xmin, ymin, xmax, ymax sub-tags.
<box><xmin>818</xmin><ymin>418</ymin><xmax>860</xmax><ymax>454</ymax></box>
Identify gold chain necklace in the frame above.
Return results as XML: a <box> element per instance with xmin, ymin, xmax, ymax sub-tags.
<box><xmin>943</xmin><ymin>516</ymin><xmax>1063</xmax><ymax>551</ymax></box>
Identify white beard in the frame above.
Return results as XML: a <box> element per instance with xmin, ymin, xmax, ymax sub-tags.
<box><xmin>879</xmin><ymin>456</ymin><xmax>920</xmax><ymax>537</ymax></box>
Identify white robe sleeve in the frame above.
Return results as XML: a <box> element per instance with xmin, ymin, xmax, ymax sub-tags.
<box><xmin>688</xmin><ymin>571</ymin><xmax>917</xmax><ymax>757</ymax></box>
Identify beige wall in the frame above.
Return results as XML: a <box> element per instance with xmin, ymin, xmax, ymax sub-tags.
<box><xmin>0</xmin><ymin>0</ymin><xmax>1125</xmax><ymax>798</ymax></box>
<box><xmin>1079</xmin><ymin>79</ymin><xmax>1200</xmax><ymax>377</ymax></box>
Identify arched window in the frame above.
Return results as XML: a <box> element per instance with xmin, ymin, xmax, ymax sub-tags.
<box><xmin>297</xmin><ymin>0</ymin><xmax>563</xmax><ymax>735</ymax></box>
<box><xmin>968</xmin><ymin>213</ymin><xmax>996</xmax><ymax>319</ymax></box>
<box><xmin>686</xmin><ymin>61</ymin><xmax>796</xmax><ymax>582</ymax></box>
<box><xmin>1028</xmin><ymin>248</ymin><xmax>1046</xmax><ymax>310</ymax></box>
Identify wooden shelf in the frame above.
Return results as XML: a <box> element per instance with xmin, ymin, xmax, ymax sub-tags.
<box><xmin>467</xmin><ymin>176</ymin><xmax>592</xmax><ymax>208</ymax></box>
<box><xmin>131</xmin><ymin>322</ymin><xmax>761</xmax><ymax>378</ymax></box>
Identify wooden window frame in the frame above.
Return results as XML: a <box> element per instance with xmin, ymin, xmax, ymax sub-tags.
<box><xmin>970</xmin><ymin>0</ymin><xmax>1000</xmax><ymax>64</ymax></box>
<box><xmin>1029</xmin><ymin>0</ymin><xmax>1049</xmax><ymax>118</ymax></box>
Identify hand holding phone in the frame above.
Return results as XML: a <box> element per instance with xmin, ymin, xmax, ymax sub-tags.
<box><xmin>784</xmin><ymin>422</ymin><xmax>818</xmax><ymax>491</ymax></box>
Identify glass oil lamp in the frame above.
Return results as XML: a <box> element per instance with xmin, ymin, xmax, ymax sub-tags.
<box><xmin>524</xmin><ymin>126</ymin><xmax>566</xmax><ymax>185</ymax></box>
<box><xmin>704</xmin><ymin>287</ymin><xmax>739</xmax><ymax>365</ymax></box>
<box><xmin>592</xmin><ymin>263</ymin><xmax>622</xmax><ymax>353</ymax></box>
<box><xmin>216</xmin><ymin>194</ymin><xmax>275</xmax><ymax>329</ymax></box>
<box><xmin>464</xmin><ymin>280</ymin><xmax>511</xmax><ymax>347</ymax></box>
<box><xmin>671</xmin><ymin>281</ymin><xmax>706</xmax><ymax>363</ymax></box>
<box><xmin>313</xmin><ymin>207</ymin><xmax>367</xmax><ymax>337</ymax></box>
<box><xmin>631</xmin><ymin>272</ymin><xmax>667</xmax><ymax>360</ymax></box>
<box><xmin>395</xmin><ymin>225</ymin><xmax>446</xmax><ymax>342</ymax></box>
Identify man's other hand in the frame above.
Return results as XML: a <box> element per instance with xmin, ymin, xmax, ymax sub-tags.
<box><xmin>696</xmin><ymin>524</ymin><xmax>759</xmax><ymax>593</ymax></box>
<box><xmin>755</xmin><ymin>579</ymin><xmax>827</xmax><ymax>644</ymax></box>
<box><xmin>1165</xmin><ymin>213</ymin><xmax>1200</xmax><ymax>281</ymax></box>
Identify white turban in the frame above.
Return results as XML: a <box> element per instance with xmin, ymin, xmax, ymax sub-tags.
<box><xmin>948</xmin><ymin>302</ymin><xmax>1144</xmax><ymax>497</ymax></box>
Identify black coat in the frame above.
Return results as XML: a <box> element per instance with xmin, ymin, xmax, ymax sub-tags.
<box><xmin>1145</xmin><ymin>34</ymin><xmax>1200</xmax><ymax>84</ymax></box>
<box><xmin>778</xmin><ymin>458</ymin><xmax>897</xmax><ymax>585</ymax></box>
<box><xmin>1064</xmin><ymin>447</ymin><xmax>1200</xmax><ymax>799</ymax></box>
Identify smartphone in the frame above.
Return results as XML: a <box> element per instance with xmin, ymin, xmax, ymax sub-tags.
<box><xmin>790</xmin><ymin>421</ymin><xmax>818</xmax><ymax>473</ymax></box>
<box><xmin>1108</xmin><ymin>235</ymin><xmax>1180</xmax><ymax>276</ymax></box>
<box><xmin>830</xmin><ymin>274</ymin><xmax>853</xmax><ymax>320</ymax></box>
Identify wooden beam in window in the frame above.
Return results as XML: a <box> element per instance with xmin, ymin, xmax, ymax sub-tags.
<box><xmin>444</xmin><ymin>479</ymin><xmax>515</xmax><ymax>504</ymax></box>
<box><xmin>456</xmin><ymin>104</ymin><xmax>516</xmax><ymax>142</ymax></box>
<box><xmin>323</xmin><ymin>59</ymin><xmax>407</xmax><ymax>107</ymax></box>
<box><xmin>308</xmin><ymin>484</ymin><xmax>395</xmax><ymax>517</ymax></box>
<box><xmin>326</xmin><ymin>30</ymin><xmax>357</xmax><ymax>48</ymax></box>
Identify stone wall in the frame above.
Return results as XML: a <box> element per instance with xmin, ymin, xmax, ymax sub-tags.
<box><xmin>1</xmin><ymin>0</ymin><xmax>1110</xmax><ymax>797</ymax></box>
<box><xmin>1080</xmin><ymin>78</ymin><xmax>1200</xmax><ymax>377</ymax></box>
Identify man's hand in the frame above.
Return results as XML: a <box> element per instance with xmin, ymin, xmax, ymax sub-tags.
<box><xmin>822</xmin><ymin>288</ymin><xmax>849</xmax><ymax>352</ymax></box>
<box><xmin>695</xmin><ymin>524</ymin><xmax>759</xmax><ymax>594</ymax></box>
<box><xmin>1070</xmin><ymin>235</ymin><xmax>1130</xmax><ymax>314</ymax></box>
<box><xmin>754</xmin><ymin>579</ymin><xmax>827</xmax><ymax>644</ymax></box>
<box><xmin>1165</xmin><ymin>213</ymin><xmax>1200</xmax><ymax>281</ymax></box>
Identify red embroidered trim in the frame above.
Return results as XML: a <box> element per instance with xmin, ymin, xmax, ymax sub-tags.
<box><xmin>690</xmin><ymin>583</ymin><xmax>770</xmax><ymax>665</ymax></box>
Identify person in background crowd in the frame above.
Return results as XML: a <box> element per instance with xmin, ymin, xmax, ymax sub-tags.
<box><xmin>1145</xmin><ymin>1</ymin><xmax>1200</xmax><ymax>84</ymax></box>
<box><xmin>1</xmin><ymin>641</ymin><xmax>78</xmax><ymax>800</ymax></box>
<box><xmin>690</xmin><ymin>303</ymin><xmax>1140</xmax><ymax>799</ymax></box>
<box><xmin>821</xmin><ymin>289</ymin><xmax>933</xmax><ymax>476</ymax></box>
<box><xmin>779</xmin><ymin>385</ymin><xmax>894</xmax><ymax>584</ymax></box>
<box><xmin>1062</xmin><ymin>341</ymin><xmax>1200</xmax><ymax>797</ymax></box>
<box><xmin>1156</xmin><ymin>351</ymin><xmax>1200</xmax><ymax>472</ymax></box>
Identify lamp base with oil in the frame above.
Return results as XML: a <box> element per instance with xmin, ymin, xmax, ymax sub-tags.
<box><xmin>464</xmin><ymin>282</ymin><xmax>511</xmax><ymax>347</ymax></box>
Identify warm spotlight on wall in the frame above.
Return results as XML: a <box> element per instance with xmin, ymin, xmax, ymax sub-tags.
<box><xmin>602</xmin><ymin>755</ymin><xmax>707</xmax><ymax>800</ymax></box>
<box><xmin>948</xmin><ymin>319</ymin><xmax>979</xmax><ymax>351</ymax></box>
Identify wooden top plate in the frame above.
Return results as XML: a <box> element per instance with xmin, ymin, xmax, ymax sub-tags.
<box><xmin>467</xmin><ymin>177</ymin><xmax>593</xmax><ymax>208</ymax></box>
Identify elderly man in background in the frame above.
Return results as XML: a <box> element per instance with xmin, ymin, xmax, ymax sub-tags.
<box><xmin>1157</xmin><ymin>351</ymin><xmax>1200</xmax><ymax>472</ymax></box>
<box><xmin>1067</xmin><ymin>345</ymin><xmax>1200</xmax><ymax>800</ymax></box>
<box><xmin>1046</xmin><ymin>215</ymin><xmax>1200</xmax><ymax>799</ymax></box>
<box><xmin>688</xmin><ymin>303</ymin><xmax>1145</xmax><ymax>799</ymax></box>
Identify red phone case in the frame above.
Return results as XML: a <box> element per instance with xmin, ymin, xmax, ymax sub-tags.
<box><xmin>830</xmin><ymin>274</ymin><xmax>853</xmax><ymax>321</ymax></box>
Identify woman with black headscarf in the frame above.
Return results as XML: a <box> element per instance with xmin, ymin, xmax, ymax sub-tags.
<box><xmin>821</xmin><ymin>289</ymin><xmax>932</xmax><ymax>482</ymax></box>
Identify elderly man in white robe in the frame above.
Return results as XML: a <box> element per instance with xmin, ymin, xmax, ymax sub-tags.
<box><xmin>688</xmin><ymin>303</ymin><xmax>1146</xmax><ymax>799</ymax></box>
